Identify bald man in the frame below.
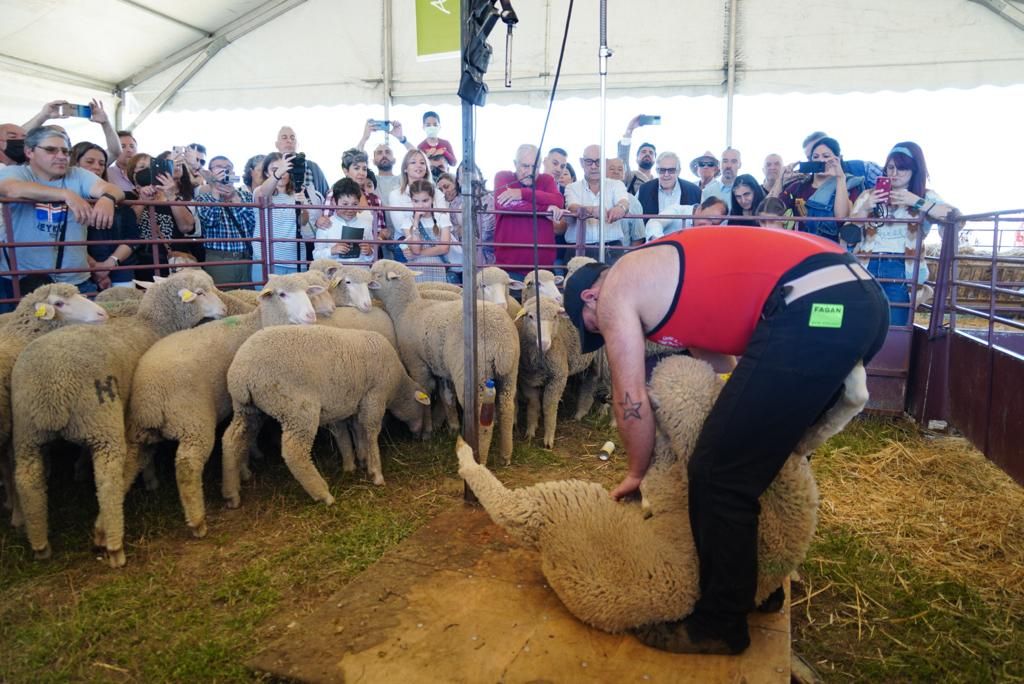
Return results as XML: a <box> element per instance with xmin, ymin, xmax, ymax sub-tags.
<box><xmin>274</xmin><ymin>126</ymin><xmax>329</xmax><ymax>196</ymax></box>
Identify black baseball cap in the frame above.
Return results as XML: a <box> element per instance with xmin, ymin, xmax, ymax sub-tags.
<box><xmin>563</xmin><ymin>262</ymin><xmax>610</xmax><ymax>353</ymax></box>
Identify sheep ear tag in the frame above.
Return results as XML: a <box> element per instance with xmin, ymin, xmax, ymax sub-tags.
<box><xmin>178</xmin><ymin>288</ymin><xmax>197</xmax><ymax>303</ymax></box>
<box><xmin>34</xmin><ymin>303</ymin><xmax>56</xmax><ymax>320</ymax></box>
<box><xmin>414</xmin><ymin>390</ymin><xmax>431</xmax><ymax>405</ymax></box>
<box><xmin>514</xmin><ymin>308</ymin><xmax>527</xmax><ymax>321</ymax></box>
<box><xmin>330</xmin><ymin>275</ymin><xmax>343</xmax><ymax>289</ymax></box>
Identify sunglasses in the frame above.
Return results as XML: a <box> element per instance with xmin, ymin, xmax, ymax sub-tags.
<box><xmin>697</xmin><ymin>161</ymin><xmax>718</xmax><ymax>168</ymax></box>
<box><xmin>35</xmin><ymin>145</ymin><xmax>71</xmax><ymax>156</ymax></box>
<box><xmin>657</xmin><ymin>167</ymin><xmax>678</xmax><ymax>175</ymax></box>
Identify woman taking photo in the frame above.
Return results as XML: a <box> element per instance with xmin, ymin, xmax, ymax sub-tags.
<box><xmin>126</xmin><ymin>152</ymin><xmax>196</xmax><ymax>280</ymax></box>
<box><xmin>255</xmin><ymin>152</ymin><xmax>318</xmax><ymax>277</ymax></box>
<box><xmin>781</xmin><ymin>136</ymin><xmax>863</xmax><ymax>242</ymax></box>
<box><xmin>850</xmin><ymin>141</ymin><xmax>954</xmax><ymax>325</ymax></box>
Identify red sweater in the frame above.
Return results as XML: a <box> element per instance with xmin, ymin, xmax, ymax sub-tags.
<box><xmin>644</xmin><ymin>227</ymin><xmax>844</xmax><ymax>355</ymax></box>
<box><xmin>492</xmin><ymin>171</ymin><xmax>564</xmax><ymax>274</ymax></box>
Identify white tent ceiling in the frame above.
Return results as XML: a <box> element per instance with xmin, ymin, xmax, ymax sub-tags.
<box><xmin>2</xmin><ymin>0</ymin><xmax>1023</xmax><ymax>125</ymax></box>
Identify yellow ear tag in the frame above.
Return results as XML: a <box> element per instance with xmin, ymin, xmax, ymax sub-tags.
<box><xmin>179</xmin><ymin>289</ymin><xmax>197</xmax><ymax>303</ymax></box>
<box><xmin>513</xmin><ymin>308</ymin><xmax>527</xmax><ymax>321</ymax></box>
<box><xmin>330</xmin><ymin>276</ymin><xmax>342</xmax><ymax>289</ymax></box>
<box><xmin>415</xmin><ymin>391</ymin><xmax>431</xmax><ymax>404</ymax></box>
<box><xmin>35</xmin><ymin>303</ymin><xmax>54</xmax><ymax>319</ymax></box>
<box><xmin>719</xmin><ymin>372</ymin><xmax>732</xmax><ymax>383</ymax></box>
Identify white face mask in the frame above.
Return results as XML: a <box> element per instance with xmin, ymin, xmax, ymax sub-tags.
<box><xmin>424</xmin><ymin>125</ymin><xmax>440</xmax><ymax>138</ymax></box>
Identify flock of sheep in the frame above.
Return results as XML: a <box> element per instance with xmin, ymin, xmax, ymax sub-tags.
<box><xmin>0</xmin><ymin>255</ymin><xmax>867</xmax><ymax>633</ymax></box>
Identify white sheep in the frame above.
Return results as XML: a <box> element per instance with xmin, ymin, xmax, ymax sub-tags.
<box><xmin>515</xmin><ymin>296</ymin><xmax>599</xmax><ymax>447</ymax></box>
<box><xmin>308</xmin><ymin>260</ymin><xmax>398</xmax><ymax>347</ymax></box>
<box><xmin>456</xmin><ymin>354</ymin><xmax>872</xmax><ymax>634</ymax></box>
<box><xmin>11</xmin><ymin>270</ymin><xmax>227</xmax><ymax>567</ymax></box>
<box><xmin>126</xmin><ymin>272</ymin><xmax>328</xmax><ymax>538</ymax></box>
<box><xmin>370</xmin><ymin>259</ymin><xmax>520</xmax><ymax>465</ymax></box>
<box><xmin>220</xmin><ymin>327</ymin><xmax>431</xmax><ymax>504</ymax></box>
<box><xmin>476</xmin><ymin>266</ymin><xmax>524</xmax><ymax>317</ymax></box>
<box><xmin>522</xmin><ymin>269</ymin><xmax>564</xmax><ymax>304</ymax></box>
<box><xmin>566</xmin><ymin>255</ymin><xmax>597</xmax><ymax>280</ymax></box>
<box><xmin>0</xmin><ymin>284</ymin><xmax>109</xmax><ymax>527</ymax></box>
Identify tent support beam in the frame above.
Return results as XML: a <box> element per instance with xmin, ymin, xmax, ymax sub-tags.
<box><xmin>968</xmin><ymin>0</ymin><xmax>1024</xmax><ymax>31</ymax></box>
<box><xmin>114</xmin><ymin>0</ymin><xmax>211</xmax><ymax>35</ymax></box>
<box><xmin>117</xmin><ymin>0</ymin><xmax>308</xmax><ymax>91</ymax></box>
<box><xmin>124</xmin><ymin>44</ymin><xmax>223</xmax><ymax>131</ymax></box>
<box><xmin>724</xmin><ymin>0</ymin><xmax>738</xmax><ymax>147</ymax></box>
<box><xmin>0</xmin><ymin>53</ymin><xmax>114</xmax><ymax>93</ymax></box>
<box><xmin>383</xmin><ymin>0</ymin><xmax>393</xmax><ymax>132</ymax></box>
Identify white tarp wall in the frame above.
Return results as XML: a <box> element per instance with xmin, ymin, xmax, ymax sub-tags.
<box><xmin>3</xmin><ymin>0</ymin><xmax>1022</xmax><ymax>120</ymax></box>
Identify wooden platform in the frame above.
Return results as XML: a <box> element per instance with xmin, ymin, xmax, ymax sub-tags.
<box><xmin>249</xmin><ymin>506</ymin><xmax>792</xmax><ymax>683</ymax></box>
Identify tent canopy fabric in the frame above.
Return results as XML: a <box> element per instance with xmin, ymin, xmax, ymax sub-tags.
<box><xmin>2</xmin><ymin>0</ymin><xmax>1023</xmax><ymax>121</ymax></box>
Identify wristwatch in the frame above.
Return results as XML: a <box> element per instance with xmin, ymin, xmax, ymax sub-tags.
<box><xmin>913</xmin><ymin>197</ymin><xmax>927</xmax><ymax>210</ymax></box>
<box><xmin>398</xmin><ymin>135</ymin><xmax>408</xmax><ymax>144</ymax></box>
<box><xmin>101</xmin><ymin>192</ymin><xmax>118</xmax><ymax>203</ymax></box>
<box><xmin>110</xmin><ymin>255</ymin><xmax>120</xmax><ymax>266</ymax></box>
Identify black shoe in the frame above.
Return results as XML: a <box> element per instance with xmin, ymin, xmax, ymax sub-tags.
<box><xmin>756</xmin><ymin>585</ymin><xmax>785</xmax><ymax>613</ymax></box>
<box><xmin>631</xmin><ymin>615</ymin><xmax>750</xmax><ymax>655</ymax></box>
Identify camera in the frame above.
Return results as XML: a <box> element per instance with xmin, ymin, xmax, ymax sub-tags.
<box><xmin>288</xmin><ymin>153</ymin><xmax>307</xmax><ymax>186</ymax></box>
<box><xmin>370</xmin><ymin>119</ymin><xmax>392</xmax><ymax>132</ymax></box>
<box><xmin>172</xmin><ymin>145</ymin><xmax>187</xmax><ymax>156</ymax></box>
<box><xmin>59</xmin><ymin>103</ymin><xmax>92</xmax><ymax>118</ymax></box>
<box><xmin>637</xmin><ymin>115</ymin><xmax>661</xmax><ymax>126</ymax></box>
<box><xmin>797</xmin><ymin>161</ymin><xmax>826</xmax><ymax>174</ymax></box>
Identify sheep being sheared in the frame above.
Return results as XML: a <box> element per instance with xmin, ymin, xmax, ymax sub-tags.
<box><xmin>457</xmin><ymin>355</ymin><xmax>869</xmax><ymax>633</ymax></box>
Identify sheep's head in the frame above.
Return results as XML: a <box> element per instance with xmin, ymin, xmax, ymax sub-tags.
<box><xmin>389</xmin><ymin>373</ymin><xmax>432</xmax><ymax>435</ymax></box>
<box><xmin>334</xmin><ymin>266</ymin><xmax>376</xmax><ymax>313</ymax></box>
<box><xmin>300</xmin><ymin>271</ymin><xmax>336</xmax><ymax>316</ymax></box>
<box><xmin>566</xmin><ymin>256</ymin><xmax>597</xmax><ymax>280</ymax></box>
<box><xmin>257</xmin><ymin>273</ymin><xmax>326</xmax><ymax>325</ymax></box>
<box><xmin>369</xmin><ymin>259</ymin><xmax>420</xmax><ymax>309</ymax></box>
<box><xmin>136</xmin><ymin>271</ymin><xmax>227</xmax><ymax>323</ymax></box>
<box><xmin>516</xmin><ymin>296</ymin><xmax>565</xmax><ymax>353</ymax></box>
<box><xmin>477</xmin><ymin>266</ymin><xmax>522</xmax><ymax>307</ymax></box>
<box><xmin>17</xmin><ymin>283</ymin><xmax>108</xmax><ymax>324</ymax></box>
<box><xmin>523</xmin><ymin>269</ymin><xmax>564</xmax><ymax>304</ymax></box>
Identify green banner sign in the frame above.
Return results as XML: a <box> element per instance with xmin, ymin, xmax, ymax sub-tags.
<box><xmin>416</xmin><ymin>0</ymin><xmax>461</xmax><ymax>60</ymax></box>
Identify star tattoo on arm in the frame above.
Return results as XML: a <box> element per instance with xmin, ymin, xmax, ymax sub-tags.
<box><xmin>620</xmin><ymin>392</ymin><xmax>643</xmax><ymax>421</ymax></box>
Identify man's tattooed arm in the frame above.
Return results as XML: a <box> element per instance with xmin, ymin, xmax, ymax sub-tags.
<box><xmin>620</xmin><ymin>392</ymin><xmax>643</xmax><ymax>421</ymax></box>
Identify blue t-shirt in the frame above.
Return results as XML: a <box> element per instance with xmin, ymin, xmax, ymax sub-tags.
<box><xmin>0</xmin><ymin>165</ymin><xmax>99</xmax><ymax>285</ymax></box>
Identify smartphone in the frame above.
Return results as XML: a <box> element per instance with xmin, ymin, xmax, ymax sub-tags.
<box><xmin>224</xmin><ymin>174</ymin><xmax>241</xmax><ymax>185</ymax></box>
<box><xmin>874</xmin><ymin>176</ymin><xmax>892</xmax><ymax>198</ymax></box>
<box><xmin>798</xmin><ymin>161</ymin><xmax>826</xmax><ymax>174</ymax></box>
<box><xmin>60</xmin><ymin>103</ymin><xmax>92</xmax><ymax>118</ymax></box>
<box><xmin>370</xmin><ymin>119</ymin><xmax>392</xmax><ymax>132</ymax></box>
<box><xmin>637</xmin><ymin>115</ymin><xmax>661</xmax><ymax>126</ymax></box>
<box><xmin>288</xmin><ymin>152</ymin><xmax>307</xmax><ymax>186</ymax></box>
<box><xmin>149</xmin><ymin>157</ymin><xmax>174</xmax><ymax>183</ymax></box>
<box><xmin>172</xmin><ymin>145</ymin><xmax>186</xmax><ymax>156</ymax></box>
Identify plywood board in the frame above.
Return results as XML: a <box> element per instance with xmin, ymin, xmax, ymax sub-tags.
<box><xmin>250</xmin><ymin>506</ymin><xmax>791</xmax><ymax>683</ymax></box>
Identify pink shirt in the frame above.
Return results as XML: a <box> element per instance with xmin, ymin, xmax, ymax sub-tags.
<box><xmin>492</xmin><ymin>171</ymin><xmax>564</xmax><ymax>274</ymax></box>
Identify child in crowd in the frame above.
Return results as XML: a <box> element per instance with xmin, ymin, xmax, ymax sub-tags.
<box><xmin>404</xmin><ymin>179</ymin><xmax>454</xmax><ymax>283</ymax></box>
<box><xmin>417</xmin><ymin>111</ymin><xmax>457</xmax><ymax>167</ymax></box>
<box><xmin>313</xmin><ymin>178</ymin><xmax>373</xmax><ymax>263</ymax></box>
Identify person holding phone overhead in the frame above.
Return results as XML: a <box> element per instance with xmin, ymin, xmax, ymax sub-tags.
<box><xmin>848</xmin><ymin>142</ymin><xmax>955</xmax><ymax>325</ymax></box>
<box><xmin>780</xmin><ymin>137</ymin><xmax>864</xmax><ymax>243</ymax></box>
<box><xmin>22</xmin><ymin>99</ymin><xmax>123</xmax><ymax>166</ymax></box>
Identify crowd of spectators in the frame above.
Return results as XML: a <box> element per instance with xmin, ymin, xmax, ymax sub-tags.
<box><xmin>0</xmin><ymin>102</ymin><xmax>956</xmax><ymax>319</ymax></box>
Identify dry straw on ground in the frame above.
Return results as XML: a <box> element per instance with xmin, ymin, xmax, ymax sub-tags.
<box><xmin>816</xmin><ymin>436</ymin><xmax>1024</xmax><ymax>608</ymax></box>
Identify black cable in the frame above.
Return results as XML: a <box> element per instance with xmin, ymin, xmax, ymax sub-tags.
<box><xmin>527</xmin><ymin>0</ymin><xmax>574</xmax><ymax>351</ymax></box>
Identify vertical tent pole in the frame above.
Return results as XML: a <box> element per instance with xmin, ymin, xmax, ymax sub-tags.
<box><xmin>597</xmin><ymin>0</ymin><xmax>611</xmax><ymax>262</ymax></box>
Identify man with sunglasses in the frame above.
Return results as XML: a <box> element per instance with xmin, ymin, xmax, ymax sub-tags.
<box><xmin>689</xmin><ymin>151</ymin><xmax>720</xmax><ymax>192</ymax></box>
<box><xmin>0</xmin><ymin>126</ymin><xmax>124</xmax><ymax>310</ymax></box>
<box><xmin>637</xmin><ymin>152</ymin><xmax>701</xmax><ymax>234</ymax></box>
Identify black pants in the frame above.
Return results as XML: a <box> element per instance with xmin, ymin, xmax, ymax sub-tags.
<box><xmin>687</xmin><ymin>252</ymin><xmax>889</xmax><ymax>628</ymax></box>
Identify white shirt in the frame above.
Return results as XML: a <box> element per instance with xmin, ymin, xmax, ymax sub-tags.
<box><xmin>856</xmin><ymin>190</ymin><xmax>941</xmax><ymax>255</ymax></box>
<box><xmin>387</xmin><ymin>186</ymin><xmax>451</xmax><ymax>237</ymax></box>
<box><xmin>701</xmin><ymin>179</ymin><xmax>733</xmax><ymax>207</ymax></box>
<box><xmin>564</xmin><ymin>178</ymin><xmax>629</xmax><ymax>244</ymax></box>
<box><xmin>645</xmin><ymin>204</ymin><xmax>696</xmax><ymax>242</ymax></box>
<box><xmin>313</xmin><ymin>212</ymin><xmax>373</xmax><ymax>262</ymax></box>
<box><xmin>657</xmin><ymin>183</ymin><xmax>682</xmax><ymax>211</ymax></box>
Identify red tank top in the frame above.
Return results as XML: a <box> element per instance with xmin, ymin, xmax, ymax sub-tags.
<box><xmin>644</xmin><ymin>227</ymin><xmax>844</xmax><ymax>355</ymax></box>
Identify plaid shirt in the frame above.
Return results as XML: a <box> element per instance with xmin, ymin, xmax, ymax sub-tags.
<box><xmin>194</xmin><ymin>188</ymin><xmax>256</xmax><ymax>252</ymax></box>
